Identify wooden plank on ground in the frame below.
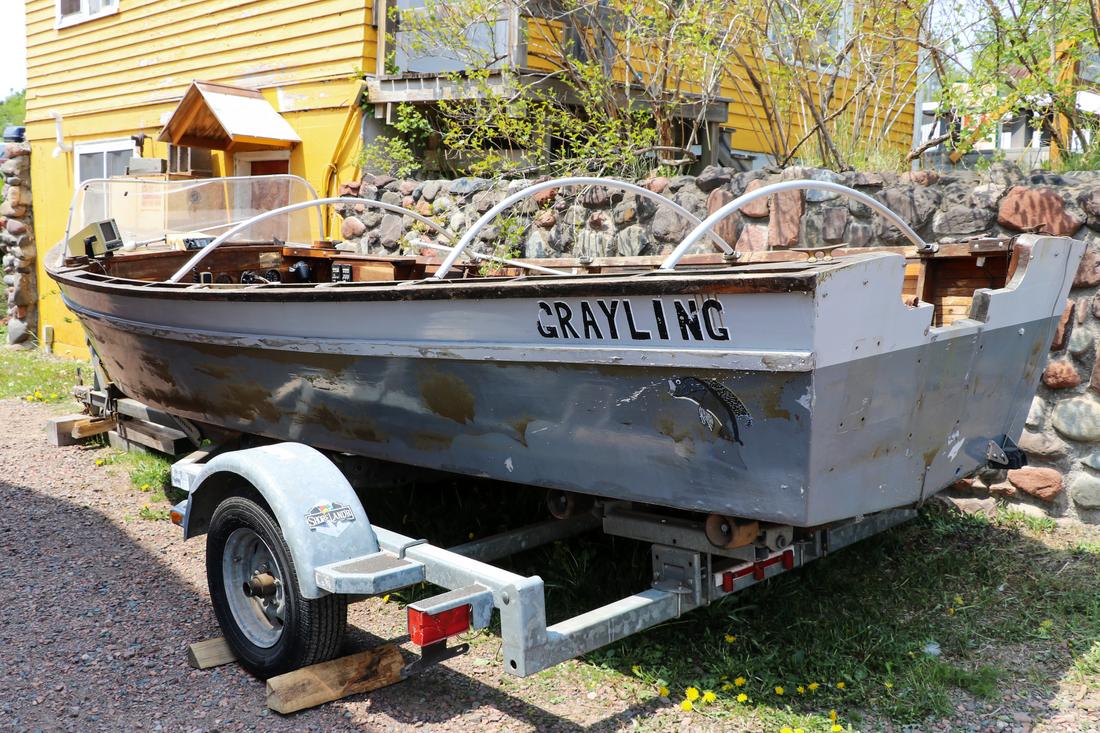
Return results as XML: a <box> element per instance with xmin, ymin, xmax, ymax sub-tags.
<box><xmin>266</xmin><ymin>645</ymin><xmax>405</xmax><ymax>715</ymax></box>
<box><xmin>71</xmin><ymin>416</ymin><xmax>118</xmax><ymax>439</ymax></box>
<box><xmin>46</xmin><ymin>413</ymin><xmax>92</xmax><ymax>447</ymax></box>
<box><xmin>116</xmin><ymin>417</ymin><xmax>191</xmax><ymax>455</ymax></box>
<box><xmin>188</xmin><ymin>637</ymin><xmax>236</xmax><ymax>669</ymax></box>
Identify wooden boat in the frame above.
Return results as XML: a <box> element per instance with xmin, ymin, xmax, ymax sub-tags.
<box><xmin>47</xmin><ymin>175</ymin><xmax>1084</xmax><ymax>527</ymax></box>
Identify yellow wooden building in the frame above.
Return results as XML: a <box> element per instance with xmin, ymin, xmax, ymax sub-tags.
<box><xmin>23</xmin><ymin>0</ymin><xmax>917</xmax><ymax>359</ymax></box>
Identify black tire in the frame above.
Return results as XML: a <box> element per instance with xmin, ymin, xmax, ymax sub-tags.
<box><xmin>206</xmin><ymin>496</ymin><xmax>347</xmax><ymax>678</ymax></box>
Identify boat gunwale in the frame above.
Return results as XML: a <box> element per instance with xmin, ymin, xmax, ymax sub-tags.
<box><xmin>47</xmin><ymin>250</ymin><xmax>908</xmax><ymax>303</ymax></box>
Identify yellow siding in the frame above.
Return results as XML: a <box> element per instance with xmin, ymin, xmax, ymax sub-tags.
<box><xmin>26</xmin><ymin>0</ymin><xmax>373</xmax><ymax>357</ymax></box>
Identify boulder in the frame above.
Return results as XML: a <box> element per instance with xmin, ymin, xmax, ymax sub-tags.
<box><xmin>338</xmin><ymin>180</ymin><xmax>361</xmax><ymax>196</ymax></box>
<box><xmin>612</xmin><ymin>197</ymin><xmax>637</xmax><ymax>226</ymax></box>
<box><xmin>1051</xmin><ymin>394</ymin><xmax>1100</xmax><ymax>442</ymax></box>
<box><xmin>580</xmin><ymin>185</ymin><xmax>612</xmax><ymax>208</ymax></box>
<box><xmin>735</xmin><ymin>223</ymin><xmax>769</xmax><ymax>252</ymax></box>
<box><xmin>1071</xmin><ymin>473</ymin><xmax>1100</xmax><ymax>510</ymax></box>
<box><xmin>1068</xmin><ymin>325</ymin><xmax>1094</xmax><ymax>357</ymax></box>
<box><xmin>970</xmin><ymin>184</ymin><xmax>1005</xmax><ymax>210</ymax></box>
<box><xmin>1024</xmin><ymin>396</ymin><xmax>1046</xmax><ymax>429</ymax></box>
<box><xmin>695</xmin><ymin>165</ymin><xmax>732</xmax><ymax>193</ymax></box>
<box><xmin>740</xmin><ymin>179</ymin><xmax>771</xmax><ymax>218</ymax></box>
<box><xmin>652</xmin><ymin>207</ymin><xmax>688</xmax><ymax>244</ymax></box>
<box><xmin>378</xmin><ymin>213</ymin><xmax>403</xmax><ymax>250</ymax></box>
<box><xmin>844</xmin><ymin>220</ymin><xmax>875</xmax><ymax>247</ymax></box>
<box><xmin>340</xmin><ymin>217</ymin><xmax>366</xmax><ymax>239</ymax></box>
<box><xmin>706</xmin><ymin>189</ymin><xmax>739</xmax><ymax>247</ymax></box>
<box><xmin>643</xmin><ymin>177</ymin><xmax>669</xmax><ymax>194</ymax></box>
<box><xmin>767</xmin><ymin>187</ymin><xmax>804</xmax><ymax>249</ymax></box>
<box><xmin>534</xmin><ymin>210</ymin><xmax>556</xmax><ymax>229</ymax></box>
<box><xmin>447</xmin><ymin>177</ymin><xmax>491</xmax><ymax>196</ymax></box>
<box><xmin>1018</xmin><ymin>429</ymin><xmax>1069</xmax><ymax>460</ymax></box>
<box><xmin>5</xmin><ymin>218</ymin><xmax>26</xmax><ymax>236</ymax></box>
<box><xmin>419</xmin><ymin>180</ymin><xmax>442</xmax><ymax>202</ymax></box>
<box><xmin>1074</xmin><ymin>248</ymin><xmax>1100</xmax><ymax>288</ymax></box>
<box><xmin>398</xmin><ymin>180</ymin><xmax>417</xmax><ymax>196</ymax></box>
<box><xmin>613</xmin><ymin>225</ymin><xmax>650</xmax><ymax>256</ymax></box>
<box><xmin>575</xmin><ymin>229</ymin><xmax>612</xmax><ymax>258</ymax></box>
<box><xmin>932</xmin><ymin>205</ymin><xmax>995</xmax><ymax>236</ymax></box>
<box><xmin>904</xmin><ymin>170</ymin><xmax>939</xmax><ymax>186</ymax></box>
<box><xmin>1006</xmin><ymin>467</ymin><xmax>1064</xmax><ymax>501</ymax></box>
<box><xmin>1042</xmin><ymin>360</ymin><xmax>1081</xmax><ymax>389</ymax></box>
<box><xmin>783</xmin><ymin>167</ymin><xmax>842</xmax><ymax>202</ymax></box>
<box><xmin>1081</xmin><ymin>451</ymin><xmax>1100</xmax><ymax>471</ymax></box>
<box><xmin>997</xmin><ymin>186</ymin><xmax>1084</xmax><ymax>237</ymax></box>
<box><xmin>874</xmin><ymin>185</ymin><xmax>939</xmax><ymax>243</ymax></box>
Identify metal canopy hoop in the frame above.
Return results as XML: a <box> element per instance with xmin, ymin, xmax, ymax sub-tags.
<box><xmin>431</xmin><ymin>176</ymin><xmax>736</xmax><ymax>280</ymax></box>
<box><xmin>659</xmin><ymin>180</ymin><xmax>936</xmax><ymax>271</ymax></box>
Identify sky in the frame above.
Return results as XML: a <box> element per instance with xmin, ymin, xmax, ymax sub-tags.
<box><xmin>0</xmin><ymin>0</ymin><xmax>28</xmax><ymax>97</ymax></box>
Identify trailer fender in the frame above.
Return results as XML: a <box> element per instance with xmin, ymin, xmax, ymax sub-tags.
<box><xmin>172</xmin><ymin>442</ymin><xmax>379</xmax><ymax>599</ymax></box>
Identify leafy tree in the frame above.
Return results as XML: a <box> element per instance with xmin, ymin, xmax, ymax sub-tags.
<box><xmin>0</xmin><ymin>90</ymin><xmax>26</xmax><ymax>130</ymax></box>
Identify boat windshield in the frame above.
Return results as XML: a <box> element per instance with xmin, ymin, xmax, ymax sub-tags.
<box><xmin>65</xmin><ymin>175</ymin><xmax>322</xmax><ymax>251</ymax></box>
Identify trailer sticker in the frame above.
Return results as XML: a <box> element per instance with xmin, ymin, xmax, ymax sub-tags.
<box><xmin>305</xmin><ymin>501</ymin><xmax>357</xmax><ymax>537</ymax></box>
<box><xmin>668</xmin><ymin>377</ymin><xmax>753</xmax><ymax>445</ymax></box>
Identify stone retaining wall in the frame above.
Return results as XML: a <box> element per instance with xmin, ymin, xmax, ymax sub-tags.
<box><xmin>1</xmin><ymin>143</ymin><xmax>35</xmax><ymax>345</ymax></box>
<box><xmin>338</xmin><ymin>162</ymin><xmax>1100</xmax><ymax>522</ymax></box>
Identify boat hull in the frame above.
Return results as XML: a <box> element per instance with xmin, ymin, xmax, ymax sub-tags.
<box><xmin>51</xmin><ymin>239</ymin><xmax>1083</xmax><ymax>525</ymax></box>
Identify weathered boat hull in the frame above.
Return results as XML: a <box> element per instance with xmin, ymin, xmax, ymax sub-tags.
<box><xmin>51</xmin><ymin>238</ymin><xmax>1083</xmax><ymax>525</ymax></box>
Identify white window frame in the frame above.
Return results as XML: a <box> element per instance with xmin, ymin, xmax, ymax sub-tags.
<box><xmin>766</xmin><ymin>0</ymin><xmax>854</xmax><ymax>76</ymax></box>
<box><xmin>56</xmin><ymin>0</ymin><xmax>120</xmax><ymax>30</ymax></box>
<box><xmin>74</xmin><ymin>138</ymin><xmax>136</xmax><ymax>184</ymax></box>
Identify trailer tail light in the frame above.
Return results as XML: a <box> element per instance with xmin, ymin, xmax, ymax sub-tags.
<box><xmin>170</xmin><ymin>509</ymin><xmax>185</xmax><ymax>526</ymax></box>
<box><xmin>408</xmin><ymin>604</ymin><xmax>472</xmax><ymax>647</ymax></box>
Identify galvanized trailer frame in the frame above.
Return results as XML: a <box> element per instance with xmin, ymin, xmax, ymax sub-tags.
<box><xmin>171</xmin><ymin>441</ymin><xmax>917</xmax><ymax>678</ymax></box>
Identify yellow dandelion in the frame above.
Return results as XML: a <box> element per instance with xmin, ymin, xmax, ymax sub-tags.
<box><xmin>658</xmin><ymin>685</ymin><xmax>669</xmax><ymax>697</ymax></box>
<box><xmin>702</xmin><ymin>690</ymin><xmax>716</xmax><ymax>704</ymax></box>
<box><xmin>382</xmin><ymin>594</ymin><xmax>390</xmax><ymax>602</ymax></box>
<box><xmin>780</xmin><ymin>728</ymin><xmax>794</xmax><ymax>733</ymax></box>
<box><xmin>832</xmin><ymin>726</ymin><xmax>844</xmax><ymax>732</ymax></box>
<box><xmin>954</xmin><ymin>595</ymin><xmax>964</xmax><ymax>605</ymax></box>
<box><xmin>631</xmin><ymin>665</ymin><xmax>642</xmax><ymax>676</ymax></box>
<box><xmin>797</xmin><ymin>685</ymin><xmax>805</xmax><ymax>694</ymax></box>
<box><xmin>774</xmin><ymin>686</ymin><xmax>784</xmax><ymax>695</ymax></box>
<box><xmin>884</xmin><ymin>681</ymin><xmax>894</xmax><ymax>689</ymax></box>
<box><xmin>947</xmin><ymin>607</ymin><xmax>956</xmax><ymax>616</ymax></box>
<box><xmin>721</xmin><ymin>683</ymin><xmax>733</xmax><ymax>691</ymax></box>
<box><xmin>734</xmin><ymin>676</ymin><xmax>747</xmax><ymax>687</ymax></box>
<box><xmin>808</xmin><ymin>682</ymin><xmax>819</xmax><ymax>692</ymax></box>
<box><xmin>95</xmin><ymin>459</ymin><xmax>104</xmax><ymax>466</ymax></box>
<box><xmin>736</xmin><ymin>692</ymin><xmax>748</xmax><ymax>703</ymax></box>
<box><xmin>724</xmin><ymin>633</ymin><xmax>736</xmax><ymax>643</ymax></box>
<box><xmin>830</xmin><ymin>709</ymin><xmax>838</xmax><ymax>721</ymax></box>
<box><xmin>685</xmin><ymin>687</ymin><xmax>700</xmax><ymax>702</ymax></box>
<box><xmin>680</xmin><ymin>699</ymin><xmax>693</xmax><ymax>712</ymax></box>
<box><xmin>468</xmin><ymin>532</ymin><xmax>475</xmax><ymax>540</ymax></box>
<box><xmin>794</xmin><ymin>729</ymin><xmax>805</xmax><ymax>733</ymax></box>
<box><xmin>836</xmin><ymin>681</ymin><xmax>846</xmax><ymax>690</ymax></box>
<box><xmin>49</xmin><ymin>393</ymin><xmax>58</xmax><ymax>400</ymax></box>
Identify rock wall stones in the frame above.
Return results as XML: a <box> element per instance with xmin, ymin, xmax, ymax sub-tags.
<box><xmin>337</xmin><ymin>162</ymin><xmax>1100</xmax><ymax>522</ymax></box>
<box><xmin>0</xmin><ymin>143</ymin><xmax>35</xmax><ymax>345</ymax></box>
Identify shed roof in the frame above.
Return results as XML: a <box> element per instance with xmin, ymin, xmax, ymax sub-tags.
<box><xmin>157</xmin><ymin>81</ymin><xmax>301</xmax><ymax>153</ymax></box>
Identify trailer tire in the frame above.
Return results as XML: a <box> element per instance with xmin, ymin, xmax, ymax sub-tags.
<box><xmin>206</xmin><ymin>496</ymin><xmax>347</xmax><ymax>678</ymax></box>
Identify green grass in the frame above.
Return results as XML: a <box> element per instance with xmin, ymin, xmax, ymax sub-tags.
<box><xmin>0</xmin><ymin>317</ymin><xmax>82</xmax><ymax>405</ymax></box>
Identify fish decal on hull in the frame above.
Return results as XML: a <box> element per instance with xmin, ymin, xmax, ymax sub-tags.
<box><xmin>668</xmin><ymin>377</ymin><xmax>753</xmax><ymax>445</ymax></box>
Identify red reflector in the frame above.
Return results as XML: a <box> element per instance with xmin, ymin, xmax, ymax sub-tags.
<box><xmin>722</xmin><ymin>572</ymin><xmax>733</xmax><ymax>593</ymax></box>
<box><xmin>781</xmin><ymin>549</ymin><xmax>795</xmax><ymax>570</ymax></box>
<box><xmin>408</xmin><ymin>605</ymin><xmax>471</xmax><ymax>647</ymax></box>
<box><xmin>753</xmin><ymin>563</ymin><xmax>765</xmax><ymax>581</ymax></box>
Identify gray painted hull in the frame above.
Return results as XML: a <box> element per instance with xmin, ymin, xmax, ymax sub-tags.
<box><xmin>50</xmin><ymin>239</ymin><xmax>1083</xmax><ymax>525</ymax></box>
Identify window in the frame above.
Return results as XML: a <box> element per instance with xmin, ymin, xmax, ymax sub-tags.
<box><xmin>767</xmin><ymin>0</ymin><xmax>853</xmax><ymax>72</ymax></box>
<box><xmin>75</xmin><ymin>139</ymin><xmax>134</xmax><ymax>184</ymax></box>
<box><xmin>57</xmin><ymin>0</ymin><xmax>119</xmax><ymax>29</ymax></box>
<box><xmin>74</xmin><ymin>139</ymin><xmax>135</xmax><ymax>223</ymax></box>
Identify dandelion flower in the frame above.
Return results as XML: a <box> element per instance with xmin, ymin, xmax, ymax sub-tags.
<box><xmin>832</xmin><ymin>726</ymin><xmax>844</xmax><ymax>732</ymax></box>
<box><xmin>721</xmin><ymin>683</ymin><xmax>733</xmax><ymax>691</ymax></box>
<box><xmin>780</xmin><ymin>728</ymin><xmax>794</xmax><ymax>733</ymax></box>
<box><xmin>947</xmin><ymin>607</ymin><xmax>956</xmax><ymax>616</ymax></box>
<box><xmin>775</xmin><ymin>686</ymin><xmax>784</xmax><ymax>695</ymax></box>
<box><xmin>1039</xmin><ymin>619</ymin><xmax>1053</xmax><ymax>629</ymax></box>
<box><xmin>49</xmin><ymin>393</ymin><xmax>58</xmax><ymax>400</ymax></box>
<box><xmin>836</xmin><ymin>681</ymin><xmax>846</xmax><ymax>690</ymax></box>
<box><xmin>954</xmin><ymin>595</ymin><xmax>964</xmax><ymax>605</ymax></box>
<box><xmin>794</xmin><ymin>729</ymin><xmax>805</xmax><ymax>733</ymax></box>
<box><xmin>95</xmin><ymin>459</ymin><xmax>104</xmax><ymax>466</ymax></box>
<box><xmin>884</xmin><ymin>681</ymin><xmax>894</xmax><ymax>689</ymax></box>
<box><xmin>702</xmin><ymin>690</ymin><xmax>716</xmax><ymax>704</ymax></box>
<box><xmin>680</xmin><ymin>699</ymin><xmax>693</xmax><ymax>712</ymax></box>
<box><xmin>736</xmin><ymin>693</ymin><xmax>748</xmax><ymax>703</ymax></box>
<box><xmin>724</xmin><ymin>633</ymin><xmax>736</xmax><ymax>643</ymax></box>
<box><xmin>734</xmin><ymin>676</ymin><xmax>747</xmax><ymax>687</ymax></box>
<box><xmin>808</xmin><ymin>682</ymin><xmax>819</xmax><ymax>692</ymax></box>
<box><xmin>631</xmin><ymin>665</ymin><xmax>642</xmax><ymax>676</ymax></box>
<box><xmin>796</xmin><ymin>685</ymin><xmax>805</xmax><ymax>694</ymax></box>
<box><xmin>685</xmin><ymin>687</ymin><xmax>700</xmax><ymax>702</ymax></box>
<box><xmin>382</xmin><ymin>594</ymin><xmax>390</xmax><ymax>602</ymax></box>
<box><xmin>658</xmin><ymin>685</ymin><xmax>669</xmax><ymax>697</ymax></box>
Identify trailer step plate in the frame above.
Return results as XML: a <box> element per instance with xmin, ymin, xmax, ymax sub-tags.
<box><xmin>315</xmin><ymin>551</ymin><xmax>426</xmax><ymax>595</ymax></box>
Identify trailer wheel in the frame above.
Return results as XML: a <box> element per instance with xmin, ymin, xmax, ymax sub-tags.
<box><xmin>206</xmin><ymin>496</ymin><xmax>347</xmax><ymax>678</ymax></box>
